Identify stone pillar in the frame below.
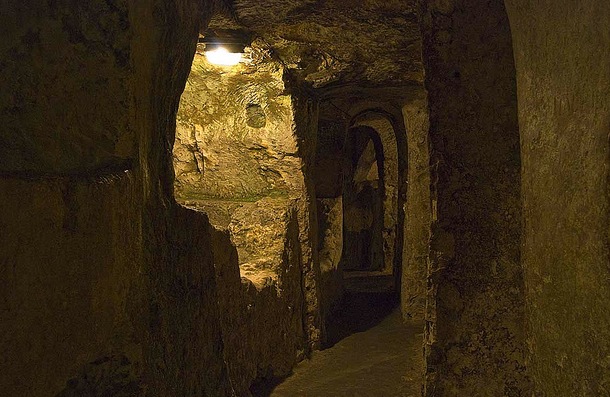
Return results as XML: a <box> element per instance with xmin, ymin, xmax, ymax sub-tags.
<box><xmin>401</xmin><ymin>98</ymin><xmax>431</xmax><ymax>322</ymax></box>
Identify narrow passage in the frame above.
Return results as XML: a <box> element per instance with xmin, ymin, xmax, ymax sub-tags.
<box><xmin>263</xmin><ymin>292</ymin><xmax>424</xmax><ymax>397</ymax></box>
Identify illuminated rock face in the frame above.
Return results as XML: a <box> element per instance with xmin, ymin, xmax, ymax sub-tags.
<box><xmin>173</xmin><ymin>47</ymin><xmax>319</xmax><ymax>394</ymax></box>
<box><xmin>205</xmin><ymin>202</ymin><xmax>306</xmax><ymax>396</ymax></box>
<box><xmin>173</xmin><ymin>52</ymin><xmax>298</xmax><ymax>201</ymax></box>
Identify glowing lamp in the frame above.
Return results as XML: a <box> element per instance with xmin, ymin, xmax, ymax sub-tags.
<box><xmin>205</xmin><ymin>47</ymin><xmax>243</xmax><ymax>66</ymax></box>
<box><xmin>199</xmin><ymin>32</ymin><xmax>247</xmax><ymax>67</ymax></box>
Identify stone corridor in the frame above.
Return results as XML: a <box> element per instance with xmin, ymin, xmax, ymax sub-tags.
<box><xmin>2</xmin><ymin>1</ymin><xmax>610</xmax><ymax>396</ymax></box>
<box><xmin>268</xmin><ymin>293</ymin><xmax>423</xmax><ymax>397</ymax></box>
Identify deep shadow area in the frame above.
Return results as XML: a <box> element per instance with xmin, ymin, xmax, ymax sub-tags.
<box><xmin>324</xmin><ymin>291</ymin><xmax>398</xmax><ymax>349</ymax></box>
<box><xmin>252</xmin><ymin>290</ymin><xmax>399</xmax><ymax>396</ymax></box>
<box><xmin>267</xmin><ymin>303</ymin><xmax>423</xmax><ymax>397</ymax></box>
<box><xmin>250</xmin><ymin>375</ymin><xmax>288</xmax><ymax>397</ymax></box>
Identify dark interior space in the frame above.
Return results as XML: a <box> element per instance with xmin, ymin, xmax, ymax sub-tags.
<box><xmin>2</xmin><ymin>1</ymin><xmax>610</xmax><ymax>396</ymax></box>
<box><xmin>342</xmin><ymin>126</ymin><xmax>385</xmax><ymax>273</ymax></box>
<box><xmin>324</xmin><ymin>291</ymin><xmax>398</xmax><ymax>348</ymax></box>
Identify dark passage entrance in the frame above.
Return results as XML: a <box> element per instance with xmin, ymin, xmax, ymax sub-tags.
<box><xmin>342</xmin><ymin>126</ymin><xmax>385</xmax><ymax>272</ymax></box>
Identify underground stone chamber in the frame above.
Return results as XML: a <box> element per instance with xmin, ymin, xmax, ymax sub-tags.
<box><xmin>170</xmin><ymin>18</ymin><xmax>423</xmax><ymax>393</ymax></box>
<box><xmin>3</xmin><ymin>1</ymin><xmax>610</xmax><ymax>396</ymax></box>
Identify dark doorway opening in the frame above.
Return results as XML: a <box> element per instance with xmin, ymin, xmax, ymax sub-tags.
<box><xmin>342</xmin><ymin>126</ymin><xmax>385</xmax><ymax>273</ymax></box>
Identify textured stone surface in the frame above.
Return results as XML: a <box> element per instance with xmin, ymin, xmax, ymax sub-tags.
<box><xmin>1</xmin><ymin>1</ymin><xmax>234</xmax><ymax>396</ymax></box>
<box><xmin>174</xmin><ymin>53</ymin><xmax>299</xmax><ymax>200</ymax></box>
<box><xmin>270</xmin><ymin>307</ymin><xmax>424</xmax><ymax>396</ymax></box>
<box><xmin>313</xmin><ymin>119</ymin><xmax>346</xmax><ymax>199</ymax></box>
<box><xmin>184</xmin><ymin>198</ymin><xmax>295</xmax><ymax>287</ymax></box>
<box><xmin>505</xmin><ymin>1</ymin><xmax>610</xmax><ymax>395</ymax></box>
<box><xmin>419</xmin><ymin>0</ymin><xmax>530</xmax><ymax>395</ymax></box>
<box><xmin>290</xmin><ymin>94</ymin><xmax>323</xmax><ymax>351</ymax></box>
<box><xmin>174</xmin><ymin>50</ymin><xmax>323</xmax><ymax>359</ymax></box>
<box><xmin>0</xmin><ymin>173</ymin><xmax>141</xmax><ymax>396</ymax></box>
<box><xmin>207</xmin><ymin>205</ymin><xmax>306</xmax><ymax>396</ymax></box>
<box><xmin>131</xmin><ymin>0</ymin><xmax>233</xmax><ymax>394</ymax></box>
<box><xmin>213</xmin><ymin>0</ymin><xmax>423</xmax><ymax>88</ymax></box>
<box><xmin>0</xmin><ymin>1</ymin><xmax>133</xmax><ymax>173</ymax></box>
<box><xmin>401</xmin><ymin>99</ymin><xmax>431</xmax><ymax>321</ymax></box>
<box><xmin>317</xmin><ymin>197</ymin><xmax>345</xmax><ymax>327</ymax></box>
<box><xmin>10</xmin><ymin>0</ymin><xmax>610</xmax><ymax>395</ymax></box>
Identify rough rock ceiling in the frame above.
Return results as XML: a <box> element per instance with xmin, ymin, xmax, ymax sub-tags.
<box><xmin>208</xmin><ymin>0</ymin><xmax>423</xmax><ymax>90</ymax></box>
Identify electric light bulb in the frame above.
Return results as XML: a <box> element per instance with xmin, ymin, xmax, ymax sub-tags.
<box><xmin>205</xmin><ymin>47</ymin><xmax>242</xmax><ymax>66</ymax></box>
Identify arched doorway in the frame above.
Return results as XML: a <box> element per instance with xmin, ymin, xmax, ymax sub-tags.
<box><xmin>342</xmin><ymin>125</ymin><xmax>385</xmax><ymax>272</ymax></box>
<box><xmin>342</xmin><ymin>111</ymin><xmax>400</xmax><ymax>281</ymax></box>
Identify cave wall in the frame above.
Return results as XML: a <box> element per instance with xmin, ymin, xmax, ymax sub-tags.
<box><xmin>173</xmin><ymin>49</ymin><xmax>320</xmax><ymax>389</ymax></box>
<box><xmin>291</xmin><ymin>92</ymin><xmax>323</xmax><ymax>350</ymax></box>
<box><xmin>0</xmin><ymin>0</ymin><xmax>235</xmax><ymax>395</ymax></box>
<box><xmin>401</xmin><ymin>98</ymin><xmax>431</xmax><ymax>321</ymax></box>
<box><xmin>0</xmin><ymin>1</ymin><xmax>133</xmax><ymax>174</ymax></box>
<box><xmin>173</xmin><ymin>53</ymin><xmax>299</xmax><ymax>201</ymax></box>
<box><xmin>419</xmin><ymin>0</ymin><xmax>529</xmax><ymax>394</ymax></box>
<box><xmin>314</xmin><ymin>118</ymin><xmax>347</xmax><ymax>322</ymax></box>
<box><xmin>209</xmin><ymin>208</ymin><xmax>306</xmax><ymax>396</ymax></box>
<box><xmin>0</xmin><ymin>173</ymin><xmax>140</xmax><ymax>396</ymax></box>
<box><xmin>505</xmin><ymin>1</ymin><xmax>610</xmax><ymax>395</ymax></box>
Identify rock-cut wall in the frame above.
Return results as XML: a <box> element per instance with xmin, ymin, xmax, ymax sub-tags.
<box><xmin>0</xmin><ymin>0</ymin><xmax>235</xmax><ymax>395</ymax></box>
<box><xmin>506</xmin><ymin>1</ymin><xmax>610</xmax><ymax>395</ymax></box>
<box><xmin>419</xmin><ymin>0</ymin><xmax>529</xmax><ymax>394</ymax></box>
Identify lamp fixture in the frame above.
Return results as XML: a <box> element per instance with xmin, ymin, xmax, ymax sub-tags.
<box><xmin>199</xmin><ymin>32</ymin><xmax>248</xmax><ymax>67</ymax></box>
<box><xmin>205</xmin><ymin>47</ymin><xmax>243</xmax><ymax>66</ymax></box>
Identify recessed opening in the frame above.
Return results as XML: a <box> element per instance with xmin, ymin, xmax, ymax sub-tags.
<box><xmin>173</xmin><ymin>39</ymin><xmax>299</xmax><ymax>287</ymax></box>
<box><xmin>342</xmin><ymin>126</ymin><xmax>385</xmax><ymax>273</ymax></box>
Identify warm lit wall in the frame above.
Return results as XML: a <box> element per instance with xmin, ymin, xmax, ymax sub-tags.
<box><xmin>210</xmin><ymin>212</ymin><xmax>306</xmax><ymax>395</ymax></box>
<box><xmin>174</xmin><ymin>53</ymin><xmax>300</xmax><ymax>201</ymax></box>
<box><xmin>505</xmin><ymin>1</ymin><xmax>610</xmax><ymax>394</ymax></box>
<box><xmin>173</xmin><ymin>50</ymin><xmax>323</xmax><ymax>373</ymax></box>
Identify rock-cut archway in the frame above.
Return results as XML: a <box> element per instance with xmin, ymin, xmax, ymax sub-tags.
<box><xmin>342</xmin><ymin>125</ymin><xmax>385</xmax><ymax>272</ymax></box>
<box><xmin>343</xmin><ymin>112</ymin><xmax>400</xmax><ymax>278</ymax></box>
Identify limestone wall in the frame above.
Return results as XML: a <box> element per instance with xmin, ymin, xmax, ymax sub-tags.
<box><xmin>210</xmin><ymin>205</ymin><xmax>306</xmax><ymax>395</ymax></box>
<box><xmin>0</xmin><ymin>2</ymin><xmax>133</xmax><ymax>174</ymax></box>
<box><xmin>0</xmin><ymin>173</ymin><xmax>140</xmax><ymax>396</ymax></box>
<box><xmin>401</xmin><ymin>98</ymin><xmax>431</xmax><ymax>322</ymax></box>
<box><xmin>0</xmin><ymin>0</ymin><xmax>233</xmax><ymax>395</ymax></box>
<box><xmin>173</xmin><ymin>48</ymin><xmax>322</xmax><ymax>367</ymax></box>
<box><xmin>174</xmin><ymin>52</ymin><xmax>299</xmax><ymax>201</ymax></box>
<box><xmin>419</xmin><ymin>0</ymin><xmax>529</xmax><ymax>394</ymax></box>
<box><xmin>505</xmin><ymin>1</ymin><xmax>610</xmax><ymax>394</ymax></box>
